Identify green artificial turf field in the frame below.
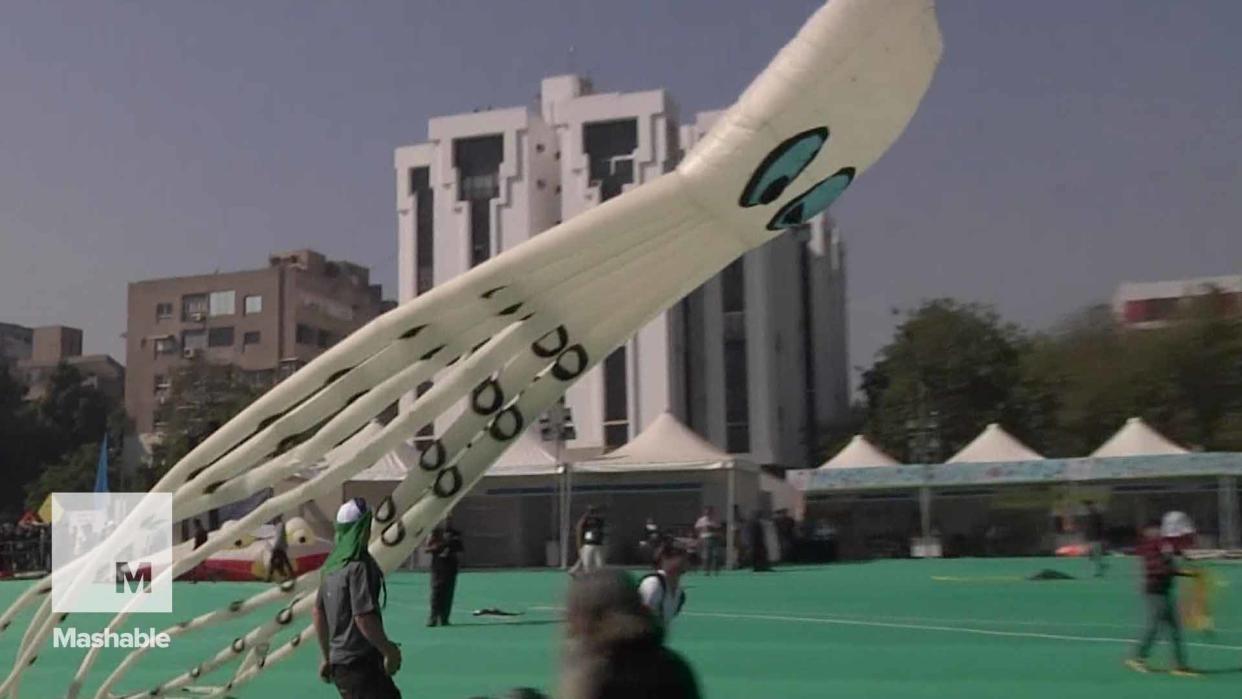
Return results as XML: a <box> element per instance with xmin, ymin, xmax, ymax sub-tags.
<box><xmin>2</xmin><ymin>557</ymin><xmax>1240</xmax><ymax>698</ymax></box>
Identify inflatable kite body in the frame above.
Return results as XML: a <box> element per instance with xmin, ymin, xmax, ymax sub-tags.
<box><xmin>0</xmin><ymin>1</ymin><xmax>943</xmax><ymax>696</ymax></box>
<box><xmin>176</xmin><ymin>518</ymin><xmax>331</xmax><ymax>583</ymax></box>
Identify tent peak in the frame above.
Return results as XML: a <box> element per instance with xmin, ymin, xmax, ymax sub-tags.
<box><xmin>1091</xmin><ymin>417</ymin><xmax>1187</xmax><ymax>458</ymax></box>
<box><xmin>819</xmin><ymin>434</ymin><xmax>899</xmax><ymax>469</ymax></box>
<box><xmin>948</xmin><ymin>423</ymin><xmax>1042</xmax><ymax>464</ymax></box>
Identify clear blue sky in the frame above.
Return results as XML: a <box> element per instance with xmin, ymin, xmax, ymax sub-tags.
<box><xmin>2</xmin><ymin>1</ymin><xmax>1240</xmax><ymax>384</ymax></box>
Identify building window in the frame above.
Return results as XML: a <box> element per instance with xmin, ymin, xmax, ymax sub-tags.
<box><xmin>208</xmin><ymin>327</ymin><xmax>234</xmax><ymax>348</ymax></box>
<box><xmin>317</xmin><ymin>329</ymin><xmax>334</xmax><ymax>349</ymax></box>
<box><xmin>296</xmin><ymin>324</ymin><xmax>315</xmax><ymax>346</ymax></box>
<box><xmin>584</xmin><ymin>119</ymin><xmax>638</xmax><ymax>202</ymax></box>
<box><xmin>244</xmin><ymin>295</ymin><xmax>263</xmax><ymax>315</ymax></box>
<box><xmin>155</xmin><ymin>303</ymin><xmax>173</xmax><ymax>321</ymax></box>
<box><xmin>603</xmin><ymin>346</ymin><xmax>629</xmax><ymax>448</ymax></box>
<box><xmin>154</xmin><ymin>337</ymin><xmax>178</xmax><ymax>356</ymax></box>
<box><xmin>243</xmin><ymin>331</ymin><xmax>261</xmax><ymax>346</ymax></box>
<box><xmin>411</xmin><ymin>167</ymin><xmax>435</xmax><ymax>295</ymax></box>
<box><xmin>182</xmin><ymin>329</ymin><xmax>207</xmax><ymax>351</ymax></box>
<box><xmin>721</xmin><ymin>258</ymin><xmax>749</xmax><ymax>453</ymax></box>
<box><xmin>469</xmin><ymin>199</ymin><xmax>491</xmax><ymax>267</ymax></box>
<box><xmin>182</xmin><ymin>294</ymin><xmax>208</xmax><ymax>321</ymax></box>
<box><xmin>153</xmin><ymin>374</ymin><xmax>170</xmax><ymax>394</ymax></box>
<box><xmin>454</xmin><ymin>135</ymin><xmax>503</xmax><ymax>268</ymax></box>
<box><xmin>209</xmin><ymin>290</ymin><xmax>236</xmax><ymax>317</ymax></box>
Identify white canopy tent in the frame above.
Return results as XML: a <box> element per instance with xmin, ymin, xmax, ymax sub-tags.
<box><xmin>579</xmin><ymin>412</ymin><xmax>758</xmax><ymax>567</ymax></box>
<box><xmin>948</xmin><ymin>423</ymin><xmax>1043</xmax><ymax>463</ymax></box>
<box><xmin>1091</xmin><ymin>417</ymin><xmax>1188</xmax><ymax>458</ymax></box>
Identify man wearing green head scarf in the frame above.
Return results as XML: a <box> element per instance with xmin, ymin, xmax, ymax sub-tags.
<box><xmin>313</xmin><ymin>498</ymin><xmax>403</xmax><ymax>698</ymax></box>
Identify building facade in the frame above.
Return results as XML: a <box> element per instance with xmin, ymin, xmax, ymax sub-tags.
<box><xmin>0</xmin><ymin>322</ymin><xmax>33</xmax><ymax>365</ymax></box>
<box><xmin>1</xmin><ymin>323</ymin><xmax>124</xmax><ymax>403</ymax></box>
<box><xmin>394</xmin><ymin>76</ymin><xmax>849</xmax><ymax>468</ymax></box>
<box><xmin>125</xmin><ymin>249</ymin><xmax>386</xmax><ymax>434</ymax></box>
<box><xmin>1114</xmin><ymin>274</ymin><xmax>1242</xmax><ymax>328</ymax></box>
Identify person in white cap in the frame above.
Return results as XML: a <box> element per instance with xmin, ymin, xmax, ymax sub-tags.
<box><xmin>313</xmin><ymin>498</ymin><xmax>403</xmax><ymax>698</ymax></box>
<box><xmin>1125</xmin><ymin>511</ymin><xmax>1198</xmax><ymax>677</ymax></box>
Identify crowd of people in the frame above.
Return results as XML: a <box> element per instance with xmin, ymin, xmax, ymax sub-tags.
<box><xmin>314</xmin><ymin>498</ymin><xmax>702</xmax><ymax>699</ymax></box>
<box><xmin>0</xmin><ymin>521</ymin><xmax>50</xmax><ymax>577</ymax></box>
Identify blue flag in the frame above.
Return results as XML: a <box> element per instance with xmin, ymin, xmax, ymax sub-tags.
<box><xmin>94</xmin><ymin>434</ymin><xmax>109</xmax><ymax>493</ymax></box>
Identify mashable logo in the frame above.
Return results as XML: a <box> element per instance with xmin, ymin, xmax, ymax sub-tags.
<box><xmin>116</xmin><ymin>561</ymin><xmax>154</xmax><ymax>594</ymax></box>
<box><xmin>50</xmin><ymin>493</ymin><xmax>173</xmax><ymax>614</ymax></box>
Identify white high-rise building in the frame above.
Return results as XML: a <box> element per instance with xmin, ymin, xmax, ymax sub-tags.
<box><xmin>394</xmin><ymin>75</ymin><xmax>848</xmax><ymax>468</ymax></box>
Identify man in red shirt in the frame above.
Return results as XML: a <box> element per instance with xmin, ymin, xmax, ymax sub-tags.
<box><xmin>1126</xmin><ymin>513</ymin><xmax>1197</xmax><ymax>677</ymax></box>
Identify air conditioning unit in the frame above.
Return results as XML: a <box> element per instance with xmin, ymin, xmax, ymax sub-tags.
<box><xmin>183</xmin><ymin>348</ymin><xmax>200</xmax><ymax>359</ymax></box>
<box><xmin>189</xmin><ymin>312</ymin><xmax>206</xmax><ymax>322</ymax></box>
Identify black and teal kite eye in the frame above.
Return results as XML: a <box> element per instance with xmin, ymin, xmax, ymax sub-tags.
<box><xmin>738</xmin><ymin>127</ymin><xmax>829</xmax><ymax>208</ymax></box>
<box><xmin>765</xmin><ymin>167</ymin><xmax>855</xmax><ymax>231</ymax></box>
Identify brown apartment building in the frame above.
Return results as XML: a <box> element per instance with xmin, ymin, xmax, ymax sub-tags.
<box><xmin>126</xmin><ymin>249</ymin><xmax>388</xmax><ymax>434</ymax></box>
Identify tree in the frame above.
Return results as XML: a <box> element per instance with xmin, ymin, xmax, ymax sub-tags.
<box><xmin>1020</xmin><ymin>294</ymin><xmax>1242</xmax><ymax>454</ymax></box>
<box><xmin>860</xmin><ymin>299</ymin><xmax>1031</xmax><ymax>460</ymax></box>
<box><xmin>148</xmin><ymin>358</ymin><xmax>264</xmax><ymax>484</ymax></box>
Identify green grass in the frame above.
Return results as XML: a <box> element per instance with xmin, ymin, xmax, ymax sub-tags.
<box><xmin>2</xmin><ymin>558</ymin><xmax>1240</xmax><ymax>698</ymax></box>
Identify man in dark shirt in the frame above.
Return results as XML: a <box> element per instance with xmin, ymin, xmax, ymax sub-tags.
<box><xmin>313</xmin><ymin>498</ymin><xmax>402</xmax><ymax>698</ymax></box>
<box><xmin>1084</xmin><ymin>501</ymin><xmax>1107</xmax><ymax>577</ymax></box>
<box><xmin>426</xmin><ymin>518</ymin><xmax>464</xmax><ymax>627</ymax></box>
<box><xmin>1126</xmin><ymin>516</ymin><xmax>1196</xmax><ymax>677</ymax></box>
<box><xmin>267</xmin><ymin>514</ymin><xmax>295</xmax><ymax>582</ymax></box>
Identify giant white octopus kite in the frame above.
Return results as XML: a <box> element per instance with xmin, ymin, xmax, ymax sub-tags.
<box><xmin>1</xmin><ymin>0</ymin><xmax>942</xmax><ymax>696</ymax></box>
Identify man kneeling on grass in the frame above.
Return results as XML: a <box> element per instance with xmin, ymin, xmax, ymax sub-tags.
<box><xmin>1126</xmin><ymin>512</ymin><xmax>1198</xmax><ymax>677</ymax></box>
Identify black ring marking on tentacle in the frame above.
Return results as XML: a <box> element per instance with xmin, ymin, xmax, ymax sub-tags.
<box><xmin>472</xmin><ymin>337</ymin><xmax>491</xmax><ymax>354</ymax></box>
<box><xmin>149</xmin><ymin>687</ymin><xmax>160</xmax><ymax>696</ymax></box>
<box><xmin>375</xmin><ymin>496</ymin><xmax>396</xmax><ymax>523</ymax></box>
<box><xmin>445</xmin><ymin>354</ymin><xmax>463</xmax><ymax>367</ymax></box>
<box><xmin>382</xmin><ymin>521</ymin><xmax>406</xmax><ymax>546</ymax></box>
<box><xmin>400</xmin><ymin>324</ymin><xmax>428</xmax><ymax>340</ymax></box>
<box><xmin>324</xmin><ymin>366</ymin><xmax>353</xmax><ymax>386</ymax></box>
<box><xmin>27</xmin><ymin>656</ymin><xmax>36</xmax><ymax>666</ymax></box>
<box><xmin>470</xmin><ymin>377</ymin><xmax>504</xmax><ymax>415</ymax></box>
<box><xmin>419</xmin><ymin>440</ymin><xmax>445</xmax><ymax>471</ymax></box>
<box><xmin>290</xmin><ymin>634</ymin><xmax>302</xmax><ymax>647</ymax></box>
<box><xmin>190</xmin><ymin>666</ymin><xmax>201</xmax><ymax>678</ymax></box>
<box><xmin>488</xmin><ymin>406</ymin><xmax>525</xmax><ymax>442</ymax></box>
<box><xmin>280</xmin><ymin>578</ymin><xmax>297</xmax><ymax>592</ymax></box>
<box><xmin>481</xmin><ymin>286</ymin><xmax>506</xmax><ymax>299</ymax></box>
<box><xmin>178</xmin><ymin>619</ymin><xmax>191</xmax><ymax>629</ymax></box>
<box><xmin>532</xmin><ymin>326</ymin><xmax>569</xmax><ymax>358</ymax></box>
<box><xmin>433</xmin><ymin>466</ymin><xmax>463</xmax><ymax>498</ymax></box>
<box><xmin>227</xmin><ymin>682</ymin><xmax>234</xmax><ymax>691</ymax></box>
<box><xmin>1</xmin><ymin>621</ymin><xmax>10</xmax><ymax>631</ymax></box>
<box><xmin>498</xmin><ymin>302</ymin><xmax>523</xmax><ymax>316</ymax></box>
<box><xmin>738</xmin><ymin>127</ymin><xmax>829</xmax><ymax>208</ymax></box>
<box><xmin>519</xmin><ymin>312</ymin><xmax>536</xmax><ymax>321</ymax></box>
<box><xmin>346</xmin><ymin>390</ymin><xmax>367</xmax><ymax>405</ymax></box>
<box><xmin>229</xmin><ymin>600</ymin><xmax>243</xmax><ymax>612</ymax></box>
<box><xmin>204</xmin><ymin>480</ymin><xmax>226</xmax><ymax>495</ymax></box>
<box><xmin>276</xmin><ymin>607</ymin><xmax>294</xmax><ymax>625</ymax></box>
<box><xmin>259</xmin><ymin>655</ymin><xmax>267</xmax><ymax>668</ymax></box>
<box><xmin>233</xmin><ymin>638</ymin><xmax>246</xmax><ymax>653</ymax></box>
<box><xmin>421</xmin><ymin>344</ymin><xmax>446</xmax><ymax>361</ymax></box>
<box><xmin>551</xmin><ymin>345</ymin><xmax>589</xmax><ymax>381</ymax></box>
<box><xmin>58</xmin><ymin>613</ymin><xmax>68</xmax><ymax>623</ymax></box>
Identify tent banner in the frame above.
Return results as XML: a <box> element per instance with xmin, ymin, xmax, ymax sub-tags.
<box><xmin>801</xmin><ymin>453</ymin><xmax>1242</xmax><ymax>492</ymax></box>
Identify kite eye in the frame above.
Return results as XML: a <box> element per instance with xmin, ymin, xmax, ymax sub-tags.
<box><xmin>738</xmin><ymin>127</ymin><xmax>829</xmax><ymax>208</ymax></box>
<box><xmin>766</xmin><ymin>167</ymin><xmax>855</xmax><ymax>231</ymax></box>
